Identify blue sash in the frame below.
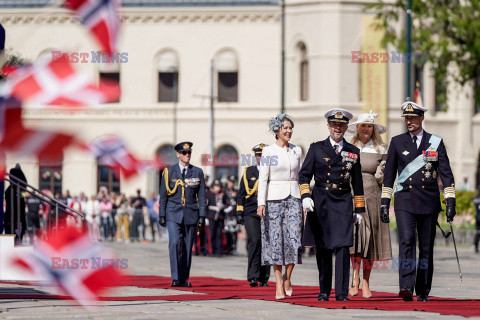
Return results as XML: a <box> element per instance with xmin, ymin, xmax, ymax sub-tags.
<box><xmin>395</xmin><ymin>134</ymin><xmax>441</xmax><ymax>192</ymax></box>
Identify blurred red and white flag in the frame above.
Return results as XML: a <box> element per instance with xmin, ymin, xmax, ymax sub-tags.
<box><xmin>65</xmin><ymin>0</ymin><xmax>121</xmax><ymax>54</ymax></box>
<box><xmin>0</xmin><ymin>128</ymin><xmax>75</xmax><ymax>161</ymax></box>
<box><xmin>0</xmin><ymin>95</ymin><xmax>75</xmax><ymax>161</ymax></box>
<box><xmin>3</xmin><ymin>53</ymin><xmax>119</xmax><ymax>107</ymax></box>
<box><xmin>0</xmin><ymin>96</ymin><xmax>23</xmax><ymax>142</ymax></box>
<box><xmin>89</xmin><ymin>135</ymin><xmax>148</xmax><ymax>179</ymax></box>
<box><xmin>11</xmin><ymin>225</ymin><xmax>124</xmax><ymax>308</ymax></box>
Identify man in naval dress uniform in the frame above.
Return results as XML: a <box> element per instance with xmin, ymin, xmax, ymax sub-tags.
<box><xmin>159</xmin><ymin>141</ymin><xmax>207</xmax><ymax>287</ymax></box>
<box><xmin>299</xmin><ymin>108</ymin><xmax>366</xmax><ymax>302</ymax></box>
<box><xmin>380</xmin><ymin>101</ymin><xmax>456</xmax><ymax>301</ymax></box>
<box><xmin>236</xmin><ymin>143</ymin><xmax>271</xmax><ymax>287</ymax></box>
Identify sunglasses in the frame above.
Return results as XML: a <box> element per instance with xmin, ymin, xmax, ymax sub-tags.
<box><xmin>181</xmin><ymin>151</ymin><xmax>191</xmax><ymax>155</ymax></box>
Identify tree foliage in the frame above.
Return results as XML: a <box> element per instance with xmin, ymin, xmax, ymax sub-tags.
<box><xmin>366</xmin><ymin>0</ymin><xmax>480</xmax><ymax>89</ymax></box>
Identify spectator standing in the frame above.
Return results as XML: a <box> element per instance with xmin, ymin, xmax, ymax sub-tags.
<box><xmin>99</xmin><ymin>197</ymin><xmax>113</xmax><ymax>241</ymax></box>
<box><xmin>116</xmin><ymin>193</ymin><xmax>130</xmax><ymax>242</ymax></box>
<box><xmin>130</xmin><ymin>189</ymin><xmax>146</xmax><ymax>242</ymax></box>
<box><xmin>146</xmin><ymin>193</ymin><xmax>159</xmax><ymax>242</ymax></box>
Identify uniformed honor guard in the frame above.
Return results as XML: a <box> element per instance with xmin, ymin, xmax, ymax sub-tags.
<box><xmin>159</xmin><ymin>142</ymin><xmax>207</xmax><ymax>287</ymax></box>
<box><xmin>380</xmin><ymin>101</ymin><xmax>456</xmax><ymax>302</ymax></box>
<box><xmin>236</xmin><ymin>143</ymin><xmax>271</xmax><ymax>287</ymax></box>
<box><xmin>299</xmin><ymin>108</ymin><xmax>366</xmax><ymax>302</ymax></box>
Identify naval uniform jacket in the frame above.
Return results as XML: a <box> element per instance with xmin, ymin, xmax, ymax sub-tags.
<box><xmin>299</xmin><ymin>138</ymin><xmax>365</xmax><ymax>249</ymax></box>
<box><xmin>381</xmin><ymin>131</ymin><xmax>456</xmax><ymax>214</ymax></box>
<box><xmin>159</xmin><ymin>163</ymin><xmax>207</xmax><ymax>225</ymax></box>
<box><xmin>236</xmin><ymin>165</ymin><xmax>260</xmax><ymax>217</ymax></box>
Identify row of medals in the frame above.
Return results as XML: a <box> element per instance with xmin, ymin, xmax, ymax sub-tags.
<box><xmin>424</xmin><ymin>162</ymin><xmax>437</xmax><ymax>179</ymax></box>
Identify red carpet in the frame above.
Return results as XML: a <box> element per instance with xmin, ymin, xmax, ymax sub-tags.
<box><xmin>1</xmin><ymin>276</ymin><xmax>479</xmax><ymax>318</ymax></box>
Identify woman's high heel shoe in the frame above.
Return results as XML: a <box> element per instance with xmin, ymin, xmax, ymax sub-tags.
<box><xmin>283</xmin><ymin>274</ymin><xmax>293</xmax><ymax>296</ymax></box>
<box><xmin>275</xmin><ymin>283</ymin><xmax>285</xmax><ymax>300</ymax></box>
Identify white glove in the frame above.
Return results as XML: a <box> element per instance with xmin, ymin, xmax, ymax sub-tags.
<box><xmin>353</xmin><ymin>213</ymin><xmax>363</xmax><ymax>225</ymax></box>
<box><xmin>302</xmin><ymin>197</ymin><xmax>315</xmax><ymax>212</ymax></box>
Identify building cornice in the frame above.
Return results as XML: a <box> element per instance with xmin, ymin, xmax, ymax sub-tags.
<box><xmin>0</xmin><ymin>7</ymin><xmax>280</xmax><ymax>25</ymax></box>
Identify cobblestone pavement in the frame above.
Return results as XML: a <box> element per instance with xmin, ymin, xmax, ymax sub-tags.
<box><xmin>1</xmin><ymin>235</ymin><xmax>479</xmax><ymax>319</ymax></box>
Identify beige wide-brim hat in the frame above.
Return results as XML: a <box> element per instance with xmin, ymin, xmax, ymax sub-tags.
<box><xmin>347</xmin><ymin>110</ymin><xmax>386</xmax><ymax>134</ymax></box>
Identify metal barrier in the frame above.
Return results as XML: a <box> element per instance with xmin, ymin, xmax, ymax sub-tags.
<box><xmin>4</xmin><ymin>172</ymin><xmax>86</xmax><ymax>241</ymax></box>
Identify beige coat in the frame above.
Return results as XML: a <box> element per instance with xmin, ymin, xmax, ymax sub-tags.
<box><xmin>350</xmin><ymin>144</ymin><xmax>392</xmax><ymax>260</ymax></box>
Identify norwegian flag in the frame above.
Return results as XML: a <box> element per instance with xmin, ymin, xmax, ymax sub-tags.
<box><xmin>1</xmin><ymin>129</ymin><xmax>75</xmax><ymax>161</ymax></box>
<box><xmin>89</xmin><ymin>135</ymin><xmax>147</xmax><ymax>179</ymax></box>
<box><xmin>0</xmin><ymin>95</ymin><xmax>75</xmax><ymax>161</ymax></box>
<box><xmin>11</xmin><ymin>225</ymin><xmax>124</xmax><ymax>307</ymax></box>
<box><xmin>65</xmin><ymin>0</ymin><xmax>121</xmax><ymax>54</ymax></box>
<box><xmin>3</xmin><ymin>53</ymin><xmax>119</xmax><ymax>107</ymax></box>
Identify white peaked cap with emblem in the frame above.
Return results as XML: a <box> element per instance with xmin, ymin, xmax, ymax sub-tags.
<box><xmin>348</xmin><ymin>110</ymin><xmax>386</xmax><ymax>134</ymax></box>
<box><xmin>324</xmin><ymin>108</ymin><xmax>353</xmax><ymax>123</ymax></box>
<box><xmin>401</xmin><ymin>101</ymin><xmax>428</xmax><ymax>117</ymax></box>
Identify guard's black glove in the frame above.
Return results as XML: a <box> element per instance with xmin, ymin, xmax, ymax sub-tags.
<box><xmin>198</xmin><ymin>216</ymin><xmax>206</xmax><ymax>228</ymax></box>
<box><xmin>159</xmin><ymin>216</ymin><xmax>166</xmax><ymax>228</ymax></box>
<box><xmin>237</xmin><ymin>213</ymin><xmax>244</xmax><ymax>225</ymax></box>
<box><xmin>446</xmin><ymin>205</ymin><xmax>456</xmax><ymax>223</ymax></box>
<box><xmin>380</xmin><ymin>205</ymin><xmax>390</xmax><ymax>224</ymax></box>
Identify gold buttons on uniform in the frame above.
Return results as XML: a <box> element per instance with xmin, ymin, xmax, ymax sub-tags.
<box><xmin>327</xmin><ymin>180</ymin><xmax>330</xmax><ymax>183</ymax></box>
<box><xmin>329</xmin><ymin>166</ymin><xmax>331</xmax><ymax>168</ymax></box>
<box><xmin>422</xmin><ymin>178</ymin><xmax>425</xmax><ymax>181</ymax></box>
<box><xmin>339</xmin><ymin>188</ymin><xmax>342</xmax><ymax>190</ymax></box>
<box><xmin>326</xmin><ymin>187</ymin><xmax>329</xmax><ymax>190</ymax></box>
<box><xmin>422</xmin><ymin>186</ymin><xmax>425</xmax><ymax>189</ymax></box>
<box><xmin>328</xmin><ymin>173</ymin><xmax>331</xmax><ymax>176</ymax></box>
<box><xmin>422</xmin><ymin>171</ymin><xmax>424</xmax><ymax>174</ymax></box>
<box><xmin>341</xmin><ymin>174</ymin><xmax>344</xmax><ymax>177</ymax></box>
<box><xmin>409</xmin><ymin>178</ymin><xmax>412</xmax><ymax>181</ymax></box>
<box><xmin>342</xmin><ymin>167</ymin><xmax>345</xmax><ymax>170</ymax></box>
<box><xmin>409</xmin><ymin>185</ymin><xmax>413</xmax><ymax>189</ymax></box>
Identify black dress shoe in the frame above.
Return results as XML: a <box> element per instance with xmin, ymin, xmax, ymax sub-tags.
<box><xmin>171</xmin><ymin>280</ymin><xmax>180</xmax><ymax>287</ymax></box>
<box><xmin>317</xmin><ymin>293</ymin><xmax>329</xmax><ymax>301</ymax></box>
<box><xmin>179</xmin><ymin>282</ymin><xmax>192</xmax><ymax>287</ymax></box>
<box><xmin>399</xmin><ymin>288</ymin><xmax>413</xmax><ymax>301</ymax></box>
<box><xmin>417</xmin><ymin>295</ymin><xmax>430</xmax><ymax>301</ymax></box>
<box><xmin>249</xmin><ymin>279</ymin><xmax>258</xmax><ymax>287</ymax></box>
<box><xmin>259</xmin><ymin>281</ymin><xmax>269</xmax><ymax>287</ymax></box>
<box><xmin>336</xmin><ymin>295</ymin><xmax>350</xmax><ymax>302</ymax></box>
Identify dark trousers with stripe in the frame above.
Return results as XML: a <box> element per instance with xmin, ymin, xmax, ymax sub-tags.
<box><xmin>244</xmin><ymin>215</ymin><xmax>270</xmax><ymax>282</ymax></box>
<box><xmin>395</xmin><ymin>210</ymin><xmax>437</xmax><ymax>296</ymax></box>
<box><xmin>316</xmin><ymin>246</ymin><xmax>350</xmax><ymax>298</ymax></box>
<box><xmin>167</xmin><ymin>220</ymin><xmax>196</xmax><ymax>282</ymax></box>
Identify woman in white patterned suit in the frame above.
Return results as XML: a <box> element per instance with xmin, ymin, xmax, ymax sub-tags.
<box><xmin>257</xmin><ymin>113</ymin><xmax>304</xmax><ymax>300</ymax></box>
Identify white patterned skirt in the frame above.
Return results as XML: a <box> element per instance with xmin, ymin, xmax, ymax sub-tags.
<box><xmin>261</xmin><ymin>195</ymin><xmax>303</xmax><ymax>266</ymax></box>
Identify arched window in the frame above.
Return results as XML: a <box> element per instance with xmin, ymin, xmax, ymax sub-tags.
<box><xmin>157</xmin><ymin>51</ymin><xmax>179</xmax><ymax>102</ymax></box>
<box><xmin>154</xmin><ymin>144</ymin><xmax>177</xmax><ymax>194</ymax></box>
<box><xmin>215</xmin><ymin>145</ymin><xmax>239</xmax><ymax>182</ymax></box>
<box><xmin>297</xmin><ymin>42</ymin><xmax>308</xmax><ymax>101</ymax></box>
<box><xmin>216</xmin><ymin>51</ymin><xmax>238</xmax><ymax>102</ymax></box>
<box><xmin>97</xmin><ymin>165</ymin><xmax>120</xmax><ymax>193</ymax></box>
<box><xmin>39</xmin><ymin>155</ymin><xmax>63</xmax><ymax>195</ymax></box>
<box><xmin>99</xmin><ymin>60</ymin><xmax>120</xmax><ymax>103</ymax></box>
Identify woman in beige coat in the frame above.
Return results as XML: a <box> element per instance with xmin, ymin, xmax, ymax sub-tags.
<box><xmin>348</xmin><ymin>111</ymin><xmax>392</xmax><ymax>298</ymax></box>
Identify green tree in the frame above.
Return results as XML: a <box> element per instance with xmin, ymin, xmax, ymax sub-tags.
<box><xmin>367</xmin><ymin>0</ymin><xmax>480</xmax><ymax>96</ymax></box>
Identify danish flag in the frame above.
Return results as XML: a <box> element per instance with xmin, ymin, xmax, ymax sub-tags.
<box><xmin>89</xmin><ymin>135</ymin><xmax>147</xmax><ymax>179</ymax></box>
<box><xmin>65</xmin><ymin>0</ymin><xmax>121</xmax><ymax>54</ymax></box>
<box><xmin>3</xmin><ymin>53</ymin><xmax>119</xmax><ymax>107</ymax></box>
<box><xmin>11</xmin><ymin>225</ymin><xmax>124</xmax><ymax>307</ymax></box>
